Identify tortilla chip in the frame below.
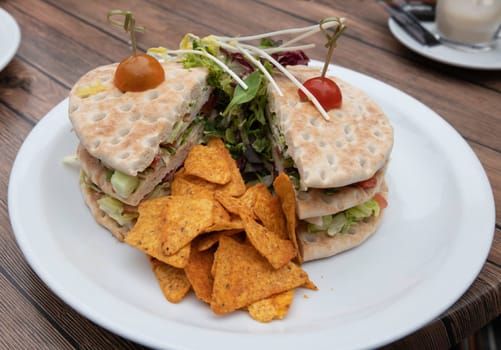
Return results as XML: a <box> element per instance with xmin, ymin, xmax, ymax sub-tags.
<box><xmin>184</xmin><ymin>249</ymin><xmax>215</xmax><ymax>304</ymax></box>
<box><xmin>238</xmin><ymin>183</ymin><xmax>264</xmax><ymax>210</ymax></box>
<box><xmin>273</xmin><ymin>173</ymin><xmax>302</xmax><ymax>264</ymax></box>
<box><xmin>208</xmin><ymin>218</ymin><xmax>245</xmax><ymax>233</ymax></box>
<box><xmin>195</xmin><ymin>229</ymin><xmax>243</xmax><ymax>251</ymax></box>
<box><xmin>242</xmin><ymin>213</ymin><xmax>297</xmax><ymax>269</ymax></box>
<box><xmin>253</xmin><ymin>188</ymin><xmax>288</xmax><ymax>240</ymax></box>
<box><xmin>149</xmin><ymin>256</ymin><xmax>191</xmax><ymax>303</ymax></box>
<box><xmin>184</xmin><ymin>143</ymin><xmax>232</xmax><ymax>185</ymax></box>
<box><xmin>124</xmin><ymin>198</ymin><xmax>190</xmax><ymax>268</ymax></box>
<box><xmin>214</xmin><ymin>191</ymin><xmax>247</xmax><ymax>216</ymax></box>
<box><xmin>170</xmin><ymin>168</ymin><xmax>218</xmax><ymax>196</ymax></box>
<box><xmin>208</xmin><ymin>138</ymin><xmax>246</xmax><ymax>197</ymax></box>
<box><xmin>171</xmin><ymin>170</ymin><xmax>232</xmax><ymax>230</ymax></box>
<box><xmin>302</xmin><ymin>278</ymin><xmax>319</xmax><ymax>291</ymax></box>
<box><xmin>160</xmin><ymin>195</ymin><xmax>215</xmax><ymax>255</ymax></box>
<box><xmin>247</xmin><ymin>290</ymin><xmax>295</xmax><ymax>322</ymax></box>
<box><xmin>210</xmin><ymin>236</ymin><xmax>309</xmax><ymax>315</ymax></box>
<box><xmin>161</xmin><ymin>244</ymin><xmax>191</xmax><ymax>268</ymax></box>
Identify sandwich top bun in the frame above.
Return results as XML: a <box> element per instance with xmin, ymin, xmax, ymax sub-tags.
<box><xmin>69</xmin><ymin>61</ymin><xmax>210</xmax><ymax>176</ymax></box>
<box><xmin>268</xmin><ymin>65</ymin><xmax>393</xmax><ymax>190</ymax></box>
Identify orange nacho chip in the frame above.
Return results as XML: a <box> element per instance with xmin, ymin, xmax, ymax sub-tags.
<box><xmin>184</xmin><ymin>143</ymin><xmax>232</xmax><ymax>184</ymax></box>
<box><xmin>242</xmin><ymin>212</ymin><xmax>297</xmax><ymax>269</ymax></box>
<box><xmin>125</xmin><ymin>197</ymin><xmax>190</xmax><ymax>268</ymax></box>
<box><xmin>210</xmin><ymin>236</ymin><xmax>309</xmax><ymax>315</ymax></box>
<box><xmin>214</xmin><ymin>191</ymin><xmax>248</xmax><ymax>217</ymax></box>
<box><xmin>247</xmin><ymin>289</ymin><xmax>295</xmax><ymax>322</ymax></box>
<box><xmin>195</xmin><ymin>229</ymin><xmax>243</xmax><ymax>251</ymax></box>
<box><xmin>149</xmin><ymin>256</ymin><xmax>191</xmax><ymax>303</ymax></box>
<box><xmin>302</xmin><ymin>278</ymin><xmax>319</xmax><ymax>291</ymax></box>
<box><xmin>239</xmin><ymin>184</ymin><xmax>262</xmax><ymax>210</ymax></box>
<box><xmin>273</xmin><ymin>173</ymin><xmax>302</xmax><ymax>264</ymax></box>
<box><xmin>171</xmin><ymin>169</ymin><xmax>233</xmax><ymax>231</ymax></box>
<box><xmin>171</xmin><ymin>168</ymin><xmax>218</xmax><ymax>196</ymax></box>
<box><xmin>160</xmin><ymin>195</ymin><xmax>215</xmax><ymax>255</ymax></box>
<box><xmin>208</xmin><ymin>138</ymin><xmax>246</xmax><ymax>197</ymax></box>
<box><xmin>184</xmin><ymin>248</ymin><xmax>215</xmax><ymax>304</ymax></box>
<box><xmin>252</xmin><ymin>184</ymin><xmax>288</xmax><ymax>240</ymax></box>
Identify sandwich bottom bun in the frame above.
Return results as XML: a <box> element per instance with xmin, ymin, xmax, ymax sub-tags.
<box><xmin>298</xmin><ymin>183</ymin><xmax>388</xmax><ymax>262</ymax></box>
<box><xmin>79</xmin><ymin>179</ymin><xmax>132</xmax><ymax>241</ymax></box>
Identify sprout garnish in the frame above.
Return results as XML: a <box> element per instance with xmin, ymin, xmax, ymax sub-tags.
<box><xmin>148</xmin><ymin>19</ymin><xmax>346</xmax><ymax>121</ymax></box>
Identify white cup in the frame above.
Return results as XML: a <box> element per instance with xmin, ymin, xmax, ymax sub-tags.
<box><xmin>436</xmin><ymin>0</ymin><xmax>501</xmax><ymax>46</ymax></box>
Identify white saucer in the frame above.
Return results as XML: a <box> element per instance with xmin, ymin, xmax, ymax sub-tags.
<box><xmin>0</xmin><ymin>7</ymin><xmax>21</xmax><ymax>72</ymax></box>
<box><xmin>388</xmin><ymin>18</ymin><xmax>501</xmax><ymax>70</ymax></box>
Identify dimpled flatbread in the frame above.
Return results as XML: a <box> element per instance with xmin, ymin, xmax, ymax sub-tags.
<box><xmin>69</xmin><ymin>61</ymin><xmax>211</xmax><ymax>177</ymax></box>
<box><xmin>268</xmin><ymin>65</ymin><xmax>393</xmax><ymax>190</ymax></box>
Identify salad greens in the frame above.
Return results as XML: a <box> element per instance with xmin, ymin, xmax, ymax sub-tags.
<box><xmin>307</xmin><ymin>198</ymin><xmax>382</xmax><ymax>236</ymax></box>
<box><xmin>173</xmin><ymin>35</ymin><xmax>310</xmax><ymax>185</ymax></box>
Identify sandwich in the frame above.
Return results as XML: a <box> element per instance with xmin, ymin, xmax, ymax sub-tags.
<box><xmin>69</xmin><ymin>61</ymin><xmax>212</xmax><ymax>240</ymax></box>
<box><xmin>267</xmin><ymin>65</ymin><xmax>394</xmax><ymax>262</ymax></box>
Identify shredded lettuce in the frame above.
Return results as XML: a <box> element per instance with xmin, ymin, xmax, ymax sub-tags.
<box><xmin>81</xmin><ymin>172</ymin><xmax>102</xmax><ymax>193</ymax></box>
<box><xmin>307</xmin><ymin>199</ymin><xmax>381</xmax><ymax>236</ymax></box>
<box><xmin>97</xmin><ymin>195</ymin><xmax>137</xmax><ymax>226</ymax></box>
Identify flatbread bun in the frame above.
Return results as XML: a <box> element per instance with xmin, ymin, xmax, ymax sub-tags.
<box><xmin>297</xmin><ymin>183</ymin><xmax>388</xmax><ymax>262</ymax></box>
<box><xmin>77</xmin><ymin>123</ymin><xmax>203</xmax><ymax>206</ymax></box>
<box><xmin>268</xmin><ymin>65</ymin><xmax>393</xmax><ymax>189</ymax></box>
<box><xmin>69</xmin><ymin>61</ymin><xmax>211</xmax><ymax>176</ymax></box>
<box><xmin>297</xmin><ymin>163</ymin><xmax>387</xmax><ymax>220</ymax></box>
<box><xmin>79</xmin><ymin>176</ymin><xmax>132</xmax><ymax>241</ymax></box>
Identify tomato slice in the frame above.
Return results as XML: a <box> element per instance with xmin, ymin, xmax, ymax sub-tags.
<box><xmin>297</xmin><ymin>77</ymin><xmax>342</xmax><ymax>111</ymax></box>
<box><xmin>356</xmin><ymin>176</ymin><xmax>378</xmax><ymax>189</ymax></box>
<box><xmin>373</xmin><ymin>193</ymin><xmax>388</xmax><ymax>209</ymax></box>
<box><xmin>114</xmin><ymin>53</ymin><xmax>165</xmax><ymax>92</ymax></box>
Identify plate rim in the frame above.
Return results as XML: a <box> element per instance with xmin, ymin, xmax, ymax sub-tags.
<box><xmin>0</xmin><ymin>7</ymin><xmax>21</xmax><ymax>72</ymax></box>
<box><xmin>8</xmin><ymin>64</ymin><xmax>496</xmax><ymax>350</ymax></box>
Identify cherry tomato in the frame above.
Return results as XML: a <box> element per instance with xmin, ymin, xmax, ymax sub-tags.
<box><xmin>373</xmin><ymin>193</ymin><xmax>388</xmax><ymax>209</ymax></box>
<box><xmin>297</xmin><ymin>77</ymin><xmax>342</xmax><ymax>111</ymax></box>
<box><xmin>356</xmin><ymin>176</ymin><xmax>378</xmax><ymax>189</ymax></box>
<box><xmin>114</xmin><ymin>53</ymin><xmax>165</xmax><ymax>92</ymax></box>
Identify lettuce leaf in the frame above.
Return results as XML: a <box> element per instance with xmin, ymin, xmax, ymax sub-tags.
<box><xmin>307</xmin><ymin>199</ymin><xmax>382</xmax><ymax>236</ymax></box>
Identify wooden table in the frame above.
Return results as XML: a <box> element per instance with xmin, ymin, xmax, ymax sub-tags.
<box><xmin>1</xmin><ymin>0</ymin><xmax>499</xmax><ymax>349</ymax></box>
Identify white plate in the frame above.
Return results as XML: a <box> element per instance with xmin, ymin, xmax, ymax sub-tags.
<box><xmin>0</xmin><ymin>7</ymin><xmax>21</xmax><ymax>72</ymax></box>
<box><xmin>388</xmin><ymin>18</ymin><xmax>501</xmax><ymax>70</ymax></box>
<box><xmin>9</xmin><ymin>65</ymin><xmax>495</xmax><ymax>350</ymax></box>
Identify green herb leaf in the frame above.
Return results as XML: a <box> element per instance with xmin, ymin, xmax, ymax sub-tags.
<box><xmin>224</xmin><ymin>71</ymin><xmax>262</xmax><ymax>115</ymax></box>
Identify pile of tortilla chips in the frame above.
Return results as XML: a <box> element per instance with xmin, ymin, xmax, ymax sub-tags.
<box><xmin>125</xmin><ymin>138</ymin><xmax>316</xmax><ymax>322</ymax></box>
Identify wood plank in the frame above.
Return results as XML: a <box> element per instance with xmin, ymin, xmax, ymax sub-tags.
<box><xmin>0</xmin><ymin>272</ymin><xmax>74</xmax><ymax>349</ymax></box>
<box><xmin>0</xmin><ymin>60</ymin><xmax>69</xmax><ymax>124</ymax></box>
<box><xmin>4</xmin><ymin>1</ymin><xmax>127</xmax><ymax>86</ymax></box>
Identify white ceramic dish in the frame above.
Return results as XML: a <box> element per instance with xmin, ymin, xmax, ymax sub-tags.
<box><xmin>9</xmin><ymin>64</ymin><xmax>495</xmax><ymax>350</ymax></box>
<box><xmin>0</xmin><ymin>7</ymin><xmax>21</xmax><ymax>72</ymax></box>
<box><xmin>388</xmin><ymin>18</ymin><xmax>501</xmax><ymax>70</ymax></box>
